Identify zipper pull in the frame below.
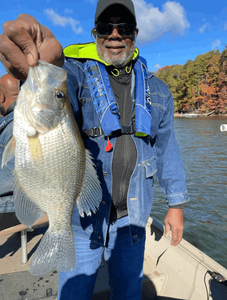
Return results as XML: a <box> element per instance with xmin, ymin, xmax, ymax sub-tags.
<box><xmin>105</xmin><ymin>137</ymin><xmax>113</xmax><ymax>152</ymax></box>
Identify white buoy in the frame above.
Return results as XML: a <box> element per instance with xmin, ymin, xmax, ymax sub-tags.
<box><xmin>220</xmin><ymin>124</ymin><xmax>227</xmax><ymax>132</ymax></box>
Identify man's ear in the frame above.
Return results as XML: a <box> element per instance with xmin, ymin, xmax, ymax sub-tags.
<box><xmin>135</xmin><ymin>28</ymin><xmax>139</xmax><ymax>38</ymax></box>
<box><xmin>91</xmin><ymin>28</ymin><xmax>97</xmax><ymax>38</ymax></box>
<box><xmin>0</xmin><ymin>92</ymin><xmax>5</xmax><ymax>104</ymax></box>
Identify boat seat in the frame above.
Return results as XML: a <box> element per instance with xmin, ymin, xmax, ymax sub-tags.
<box><xmin>0</xmin><ymin>213</ymin><xmax>48</xmax><ymax>263</ymax></box>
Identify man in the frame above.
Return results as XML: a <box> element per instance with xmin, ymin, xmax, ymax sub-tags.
<box><xmin>0</xmin><ymin>0</ymin><xmax>189</xmax><ymax>299</ymax></box>
<box><xmin>0</xmin><ymin>74</ymin><xmax>18</xmax><ymax>216</ymax></box>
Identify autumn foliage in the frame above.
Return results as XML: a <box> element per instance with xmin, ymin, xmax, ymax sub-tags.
<box><xmin>155</xmin><ymin>46</ymin><xmax>227</xmax><ymax>114</ymax></box>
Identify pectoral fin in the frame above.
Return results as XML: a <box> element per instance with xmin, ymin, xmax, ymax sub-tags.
<box><xmin>1</xmin><ymin>136</ymin><xmax>16</xmax><ymax>169</ymax></box>
<box><xmin>76</xmin><ymin>150</ymin><xmax>102</xmax><ymax>217</ymax></box>
<box><xmin>28</xmin><ymin>135</ymin><xmax>43</xmax><ymax>163</ymax></box>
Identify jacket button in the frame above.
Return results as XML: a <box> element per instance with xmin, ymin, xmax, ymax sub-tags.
<box><xmin>102</xmin><ymin>201</ymin><xmax>106</xmax><ymax>205</ymax></box>
<box><xmin>98</xmin><ymin>236</ymin><xmax>101</xmax><ymax>239</ymax></box>
<box><xmin>79</xmin><ymin>97</ymin><xmax>86</xmax><ymax>106</ymax></box>
<box><xmin>103</xmin><ymin>172</ymin><xmax>107</xmax><ymax>176</ymax></box>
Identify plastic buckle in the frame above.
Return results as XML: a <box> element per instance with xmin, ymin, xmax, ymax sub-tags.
<box><xmin>93</xmin><ymin>127</ymin><xmax>102</xmax><ymax>137</ymax></box>
<box><xmin>121</xmin><ymin>126</ymin><xmax>134</xmax><ymax>135</ymax></box>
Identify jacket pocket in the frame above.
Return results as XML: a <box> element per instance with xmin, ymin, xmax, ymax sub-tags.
<box><xmin>143</xmin><ymin>157</ymin><xmax>157</xmax><ymax>178</ymax></box>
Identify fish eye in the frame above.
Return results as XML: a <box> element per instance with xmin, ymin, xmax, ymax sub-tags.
<box><xmin>55</xmin><ymin>90</ymin><xmax>65</xmax><ymax>100</ymax></box>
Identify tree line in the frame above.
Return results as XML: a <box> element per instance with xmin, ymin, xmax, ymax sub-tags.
<box><xmin>155</xmin><ymin>45</ymin><xmax>227</xmax><ymax>114</ymax></box>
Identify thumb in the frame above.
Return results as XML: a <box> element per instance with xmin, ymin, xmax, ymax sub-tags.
<box><xmin>26</xmin><ymin>53</ymin><xmax>37</xmax><ymax>67</ymax></box>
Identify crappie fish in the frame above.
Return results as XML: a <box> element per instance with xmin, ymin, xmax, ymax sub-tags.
<box><xmin>2</xmin><ymin>60</ymin><xmax>102</xmax><ymax>275</ymax></box>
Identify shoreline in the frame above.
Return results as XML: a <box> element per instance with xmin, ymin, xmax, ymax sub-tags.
<box><xmin>174</xmin><ymin>112</ymin><xmax>227</xmax><ymax>118</ymax></box>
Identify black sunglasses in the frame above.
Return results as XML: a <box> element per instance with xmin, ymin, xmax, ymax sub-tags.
<box><xmin>96</xmin><ymin>22</ymin><xmax>136</xmax><ymax>37</ymax></box>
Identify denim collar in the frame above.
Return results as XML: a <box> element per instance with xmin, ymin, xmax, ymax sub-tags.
<box><xmin>0</xmin><ymin>111</ymin><xmax>14</xmax><ymax>135</ymax></box>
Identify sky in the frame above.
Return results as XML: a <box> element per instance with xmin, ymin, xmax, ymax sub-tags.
<box><xmin>0</xmin><ymin>0</ymin><xmax>227</xmax><ymax>76</ymax></box>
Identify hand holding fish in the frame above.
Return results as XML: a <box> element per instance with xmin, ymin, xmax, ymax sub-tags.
<box><xmin>0</xmin><ymin>14</ymin><xmax>64</xmax><ymax>80</ymax></box>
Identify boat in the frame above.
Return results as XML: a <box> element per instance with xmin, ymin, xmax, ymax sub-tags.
<box><xmin>0</xmin><ymin>213</ymin><xmax>227</xmax><ymax>299</ymax></box>
<box><xmin>184</xmin><ymin>113</ymin><xmax>198</xmax><ymax>118</ymax></box>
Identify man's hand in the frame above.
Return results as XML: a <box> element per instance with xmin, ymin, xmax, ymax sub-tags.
<box><xmin>164</xmin><ymin>208</ymin><xmax>184</xmax><ymax>246</ymax></box>
<box><xmin>0</xmin><ymin>14</ymin><xmax>64</xmax><ymax>80</ymax></box>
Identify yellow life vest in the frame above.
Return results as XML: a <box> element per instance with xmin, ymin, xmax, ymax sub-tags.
<box><xmin>63</xmin><ymin>42</ymin><xmax>139</xmax><ymax>65</ymax></box>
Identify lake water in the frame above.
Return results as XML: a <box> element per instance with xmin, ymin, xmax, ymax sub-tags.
<box><xmin>151</xmin><ymin>116</ymin><xmax>227</xmax><ymax>269</ymax></box>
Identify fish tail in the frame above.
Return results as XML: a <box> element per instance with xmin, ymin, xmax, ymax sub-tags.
<box><xmin>29</xmin><ymin>228</ymin><xmax>76</xmax><ymax>275</ymax></box>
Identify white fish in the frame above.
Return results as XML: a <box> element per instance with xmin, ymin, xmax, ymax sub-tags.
<box><xmin>2</xmin><ymin>61</ymin><xmax>102</xmax><ymax>275</ymax></box>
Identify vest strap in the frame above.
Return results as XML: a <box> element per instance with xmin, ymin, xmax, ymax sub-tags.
<box><xmin>83</xmin><ymin>127</ymin><xmax>104</xmax><ymax>138</ymax></box>
<box><xmin>82</xmin><ymin>125</ymin><xmax>134</xmax><ymax>138</ymax></box>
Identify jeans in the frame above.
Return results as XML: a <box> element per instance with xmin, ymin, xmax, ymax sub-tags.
<box><xmin>58</xmin><ymin>216</ymin><xmax>145</xmax><ymax>300</ymax></box>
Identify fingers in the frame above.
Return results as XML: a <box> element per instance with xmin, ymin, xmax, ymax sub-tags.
<box><xmin>164</xmin><ymin>222</ymin><xmax>170</xmax><ymax>238</ymax></box>
<box><xmin>12</xmin><ymin>14</ymin><xmax>64</xmax><ymax>68</ymax></box>
<box><xmin>0</xmin><ymin>14</ymin><xmax>64</xmax><ymax>80</ymax></box>
<box><xmin>164</xmin><ymin>222</ymin><xmax>183</xmax><ymax>246</ymax></box>
<box><xmin>0</xmin><ymin>30</ymin><xmax>34</xmax><ymax>80</ymax></box>
<box><xmin>37</xmin><ymin>28</ymin><xmax>64</xmax><ymax>68</ymax></box>
<box><xmin>3</xmin><ymin>19</ymin><xmax>39</xmax><ymax>64</ymax></box>
<box><xmin>0</xmin><ymin>15</ymin><xmax>40</xmax><ymax>79</ymax></box>
<box><xmin>164</xmin><ymin>208</ymin><xmax>184</xmax><ymax>247</ymax></box>
<box><xmin>170</xmin><ymin>226</ymin><xmax>184</xmax><ymax>246</ymax></box>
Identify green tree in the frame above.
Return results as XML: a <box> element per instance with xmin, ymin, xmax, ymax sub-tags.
<box><xmin>155</xmin><ymin>64</ymin><xmax>185</xmax><ymax>112</ymax></box>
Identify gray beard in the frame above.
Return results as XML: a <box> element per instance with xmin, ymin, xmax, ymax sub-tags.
<box><xmin>96</xmin><ymin>38</ymin><xmax>136</xmax><ymax>67</ymax></box>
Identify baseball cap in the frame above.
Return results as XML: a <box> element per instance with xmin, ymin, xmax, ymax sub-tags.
<box><xmin>95</xmin><ymin>0</ymin><xmax>137</xmax><ymax>25</ymax></box>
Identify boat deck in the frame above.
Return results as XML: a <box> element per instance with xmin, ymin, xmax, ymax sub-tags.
<box><xmin>0</xmin><ymin>213</ymin><xmax>156</xmax><ymax>300</ymax></box>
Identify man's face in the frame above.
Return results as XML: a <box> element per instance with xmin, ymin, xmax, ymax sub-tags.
<box><xmin>96</xmin><ymin>14</ymin><xmax>138</xmax><ymax>67</ymax></box>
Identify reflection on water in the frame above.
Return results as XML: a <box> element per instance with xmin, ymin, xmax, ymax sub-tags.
<box><xmin>151</xmin><ymin>116</ymin><xmax>227</xmax><ymax>268</ymax></box>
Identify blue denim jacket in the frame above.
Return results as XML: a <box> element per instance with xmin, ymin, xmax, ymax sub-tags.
<box><xmin>63</xmin><ymin>57</ymin><xmax>189</xmax><ymax>245</ymax></box>
<box><xmin>0</xmin><ymin>114</ymin><xmax>15</xmax><ymax>213</ymax></box>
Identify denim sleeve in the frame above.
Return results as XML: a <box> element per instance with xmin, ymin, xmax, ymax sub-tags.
<box><xmin>63</xmin><ymin>60</ymin><xmax>82</xmax><ymax>120</ymax></box>
<box><xmin>154</xmin><ymin>92</ymin><xmax>189</xmax><ymax>206</ymax></box>
<box><xmin>0</xmin><ymin>121</ymin><xmax>15</xmax><ymax>213</ymax></box>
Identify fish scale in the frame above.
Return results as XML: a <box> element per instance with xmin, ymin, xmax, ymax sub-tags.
<box><xmin>2</xmin><ymin>60</ymin><xmax>102</xmax><ymax>275</ymax></box>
